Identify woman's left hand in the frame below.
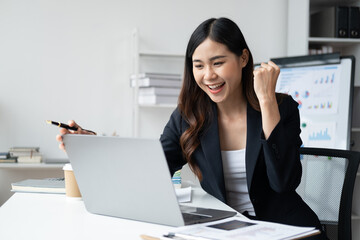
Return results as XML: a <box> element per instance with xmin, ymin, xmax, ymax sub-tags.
<box><xmin>253</xmin><ymin>61</ymin><xmax>280</xmax><ymax>103</ymax></box>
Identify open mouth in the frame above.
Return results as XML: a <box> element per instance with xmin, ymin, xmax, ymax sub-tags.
<box><xmin>208</xmin><ymin>82</ymin><xmax>225</xmax><ymax>93</ymax></box>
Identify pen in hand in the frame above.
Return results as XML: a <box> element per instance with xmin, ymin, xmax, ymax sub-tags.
<box><xmin>46</xmin><ymin>120</ymin><xmax>96</xmax><ymax>135</ymax></box>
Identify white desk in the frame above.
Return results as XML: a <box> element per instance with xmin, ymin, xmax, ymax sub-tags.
<box><xmin>0</xmin><ymin>187</ymin><xmax>241</xmax><ymax>240</ymax></box>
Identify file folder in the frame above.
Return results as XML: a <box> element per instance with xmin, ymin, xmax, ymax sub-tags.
<box><xmin>349</xmin><ymin>7</ymin><xmax>360</xmax><ymax>38</ymax></box>
<box><xmin>310</xmin><ymin>6</ymin><xmax>348</xmax><ymax>38</ymax></box>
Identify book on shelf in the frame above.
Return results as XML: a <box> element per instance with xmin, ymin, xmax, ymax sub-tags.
<box><xmin>138</xmin><ymin>87</ymin><xmax>180</xmax><ymax>96</ymax></box>
<box><xmin>9</xmin><ymin>147</ymin><xmax>40</xmax><ymax>156</ymax></box>
<box><xmin>0</xmin><ymin>159</ymin><xmax>17</xmax><ymax>163</ymax></box>
<box><xmin>9</xmin><ymin>146</ymin><xmax>42</xmax><ymax>163</ymax></box>
<box><xmin>0</xmin><ymin>152</ymin><xmax>10</xmax><ymax>159</ymax></box>
<box><xmin>131</xmin><ymin>78</ymin><xmax>182</xmax><ymax>88</ymax></box>
<box><xmin>0</xmin><ymin>152</ymin><xmax>17</xmax><ymax>163</ymax></box>
<box><xmin>138</xmin><ymin>95</ymin><xmax>178</xmax><ymax>105</ymax></box>
<box><xmin>130</xmin><ymin>72</ymin><xmax>181</xmax><ymax>80</ymax></box>
<box><xmin>9</xmin><ymin>146</ymin><xmax>40</xmax><ymax>152</ymax></box>
<box><xmin>0</xmin><ymin>158</ymin><xmax>17</xmax><ymax>163</ymax></box>
<box><xmin>11</xmin><ymin>178</ymin><xmax>65</xmax><ymax>194</ymax></box>
<box><xmin>17</xmin><ymin>155</ymin><xmax>42</xmax><ymax>163</ymax></box>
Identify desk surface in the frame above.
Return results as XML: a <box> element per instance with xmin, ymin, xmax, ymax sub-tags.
<box><xmin>0</xmin><ymin>187</ymin><xmax>241</xmax><ymax>240</ymax></box>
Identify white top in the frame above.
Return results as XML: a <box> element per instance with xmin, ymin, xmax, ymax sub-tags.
<box><xmin>221</xmin><ymin>149</ymin><xmax>255</xmax><ymax>216</ymax></box>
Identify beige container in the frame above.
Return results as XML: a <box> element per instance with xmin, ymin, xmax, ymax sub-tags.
<box><xmin>63</xmin><ymin>163</ymin><xmax>82</xmax><ymax>199</ymax></box>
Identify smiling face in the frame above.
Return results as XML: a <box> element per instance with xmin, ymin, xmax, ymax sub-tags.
<box><xmin>192</xmin><ymin>38</ymin><xmax>248</xmax><ymax>104</ymax></box>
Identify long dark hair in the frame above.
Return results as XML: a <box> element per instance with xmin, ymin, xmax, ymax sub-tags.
<box><xmin>178</xmin><ymin>17</ymin><xmax>260</xmax><ymax>180</ymax></box>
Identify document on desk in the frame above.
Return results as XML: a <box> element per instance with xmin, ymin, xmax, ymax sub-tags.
<box><xmin>175</xmin><ymin>186</ymin><xmax>191</xmax><ymax>203</ymax></box>
<box><xmin>11</xmin><ymin>178</ymin><xmax>65</xmax><ymax>194</ymax></box>
<box><xmin>166</xmin><ymin>216</ymin><xmax>319</xmax><ymax>240</ymax></box>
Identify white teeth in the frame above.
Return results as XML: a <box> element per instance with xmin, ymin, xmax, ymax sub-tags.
<box><xmin>208</xmin><ymin>83</ymin><xmax>223</xmax><ymax>89</ymax></box>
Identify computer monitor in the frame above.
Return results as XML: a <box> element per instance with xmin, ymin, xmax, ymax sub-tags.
<box><xmin>269</xmin><ymin>53</ymin><xmax>354</xmax><ymax>150</ymax></box>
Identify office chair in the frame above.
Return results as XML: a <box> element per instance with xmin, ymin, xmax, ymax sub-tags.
<box><xmin>297</xmin><ymin>147</ymin><xmax>360</xmax><ymax>240</ymax></box>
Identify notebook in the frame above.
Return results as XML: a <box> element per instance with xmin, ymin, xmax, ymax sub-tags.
<box><xmin>63</xmin><ymin>135</ymin><xmax>236</xmax><ymax>227</ymax></box>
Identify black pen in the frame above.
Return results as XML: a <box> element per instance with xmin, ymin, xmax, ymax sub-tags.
<box><xmin>46</xmin><ymin>120</ymin><xmax>96</xmax><ymax>134</ymax></box>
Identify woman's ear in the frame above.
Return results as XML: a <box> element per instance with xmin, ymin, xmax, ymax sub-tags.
<box><xmin>240</xmin><ymin>49</ymin><xmax>249</xmax><ymax>68</ymax></box>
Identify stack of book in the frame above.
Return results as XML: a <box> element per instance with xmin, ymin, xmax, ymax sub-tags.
<box><xmin>9</xmin><ymin>147</ymin><xmax>42</xmax><ymax>163</ymax></box>
<box><xmin>172</xmin><ymin>169</ymin><xmax>182</xmax><ymax>189</ymax></box>
<box><xmin>130</xmin><ymin>72</ymin><xmax>182</xmax><ymax>105</ymax></box>
<box><xmin>11</xmin><ymin>178</ymin><xmax>65</xmax><ymax>194</ymax></box>
<box><xmin>0</xmin><ymin>152</ymin><xmax>17</xmax><ymax>163</ymax></box>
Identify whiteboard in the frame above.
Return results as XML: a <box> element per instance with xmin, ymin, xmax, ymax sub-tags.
<box><xmin>273</xmin><ymin>54</ymin><xmax>354</xmax><ymax>150</ymax></box>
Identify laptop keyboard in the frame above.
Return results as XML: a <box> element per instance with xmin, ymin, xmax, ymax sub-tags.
<box><xmin>182</xmin><ymin>212</ymin><xmax>212</xmax><ymax>223</ymax></box>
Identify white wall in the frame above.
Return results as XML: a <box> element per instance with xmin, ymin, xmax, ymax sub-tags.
<box><xmin>0</xmin><ymin>0</ymin><xmax>289</xmax><ymax>159</ymax></box>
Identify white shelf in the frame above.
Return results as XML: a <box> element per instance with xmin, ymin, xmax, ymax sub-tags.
<box><xmin>352</xmin><ymin>214</ymin><xmax>360</xmax><ymax>220</ymax></box>
<box><xmin>309</xmin><ymin>37</ymin><xmax>360</xmax><ymax>47</ymax></box>
<box><xmin>139</xmin><ymin>51</ymin><xmax>184</xmax><ymax>58</ymax></box>
<box><xmin>0</xmin><ymin>163</ymin><xmax>64</xmax><ymax>169</ymax></box>
<box><xmin>352</xmin><ymin>128</ymin><xmax>360</xmax><ymax>132</ymax></box>
<box><xmin>132</xmin><ymin>29</ymin><xmax>184</xmax><ymax>137</ymax></box>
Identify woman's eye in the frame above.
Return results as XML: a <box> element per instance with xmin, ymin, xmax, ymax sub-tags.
<box><xmin>194</xmin><ymin>64</ymin><xmax>203</xmax><ymax>69</ymax></box>
<box><xmin>214</xmin><ymin>62</ymin><xmax>224</xmax><ymax>66</ymax></box>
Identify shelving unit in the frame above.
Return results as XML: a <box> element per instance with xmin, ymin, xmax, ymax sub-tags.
<box><xmin>309</xmin><ymin>37</ymin><xmax>360</xmax><ymax>47</ymax></box>
<box><xmin>288</xmin><ymin>0</ymin><xmax>360</xmax><ymax>239</ymax></box>
<box><xmin>130</xmin><ymin>29</ymin><xmax>184</xmax><ymax>138</ymax></box>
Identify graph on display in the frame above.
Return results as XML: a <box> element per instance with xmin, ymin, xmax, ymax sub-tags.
<box><xmin>308</xmin><ymin>128</ymin><xmax>331</xmax><ymax>141</ymax></box>
<box><xmin>272</xmin><ymin>54</ymin><xmax>354</xmax><ymax>150</ymax></box>
<box><xmin>314</xmin><ymin>73</ymin><xmax>335</xmax><ymax>84</ymax></box>
<box><xmin>276</xmin><ymin>65</ymin><xmax>341</xmax><ymax>115</ymax></box>
<box><xmin>300</xmin><ymin>123</ymin><xmax>336</xmax><ymax>148</ymax></box>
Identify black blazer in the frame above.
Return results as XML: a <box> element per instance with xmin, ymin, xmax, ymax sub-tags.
<box><xmin>160</xmin><ymin>96</ymin><xmax>323</xmax><ymax>233</ymax></box>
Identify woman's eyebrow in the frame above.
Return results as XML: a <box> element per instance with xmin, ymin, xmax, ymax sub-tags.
<box><xmin>209</xmin><ymin>55</ymin><xmax>226</xmax><ymax>61</ymax></box>
<box><xmin>192</xmin><ymin>55</ymin><xmax>227</xmax><ymax>63</ymax></box>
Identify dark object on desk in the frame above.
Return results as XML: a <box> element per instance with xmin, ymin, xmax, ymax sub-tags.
<box><xmin>11</xmin><ymin>178</ymin><xmax>65</xmax><ymax>194</ymax></box>
<box><xmin>311</xmin><ymin>6</ymin><xmax>349</xmax><ymax>38</ymax></box>
<box><xmin>298</xmin><ymin>147</ymin><xmax>360</xmax><ymax>240</ymax></box>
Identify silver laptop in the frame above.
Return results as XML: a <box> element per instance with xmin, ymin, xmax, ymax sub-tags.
<box><xmin>63</xmin><ymin>135</ymin><xmax>236</xmax><ymax>227</ymax></box>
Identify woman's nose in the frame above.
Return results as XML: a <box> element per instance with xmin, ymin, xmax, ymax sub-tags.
<box><xmin>204</xmin><ymin>66</ymin><xmax>217</xmax><ymax>80</ymax></box>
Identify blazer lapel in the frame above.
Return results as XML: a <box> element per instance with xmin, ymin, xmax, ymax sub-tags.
<box><xmin>246</xmin><ymin>103</ymin><xmax>263</xmax><ymax>190</ymax></box>
<box><xmin>199</xmin><ymin>104</ymin><xmax>226</xmax><ymax>201</ymax></box>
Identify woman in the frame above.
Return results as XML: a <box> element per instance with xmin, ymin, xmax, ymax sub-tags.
<box><xmin>57</xmin><ymin>17</ymin><xmax>325</xmax><ymax>239</ymax></box>
<box><xmin>159</xmin><ymin>17</ymin><xmax>325</xmax><ymax>239</ymax></box>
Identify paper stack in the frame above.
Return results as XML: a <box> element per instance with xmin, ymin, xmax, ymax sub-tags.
<box><xmin>130</xmin><ymin>72</ymin><xmax>182</xmax><ymax>105</ymax></box>
<box><xmin>11</xmin><ymin>178</ymin><xmax>65</xmax><ymax>194</ymax></box>
<box><xmin>164</xmin><ymin>216</ymin><xmax>319</xmax><ymax>240</ymax></box>
<box><xmin>0</xmin><ymin>152</ymin><xmax>17</xmax><ymax>163</ymax></box>
<box><xmin>9</xmin><ymin>147</ymin><xmax>42</xmax><ymax>163</ymax></box>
